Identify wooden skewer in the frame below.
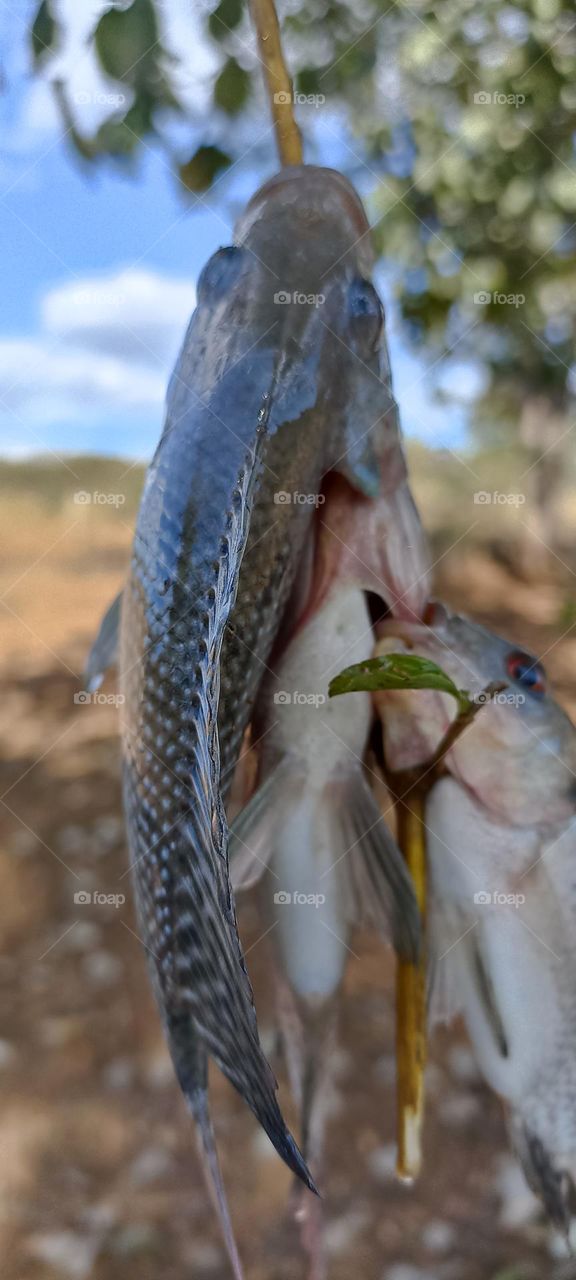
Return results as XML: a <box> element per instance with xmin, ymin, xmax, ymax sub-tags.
<box><xmin>395</xmin><ymin>790</ymin><xmax>427</xmax><ymax>1181</ymax></box>
<box><xmin>382</xmin><ymin>679</ymin><xmax>506</xmax><ymax>1182</ymax></box>
<box><xmin>249</xmin><ymin>0</ymin><xmax>303</xmax><ymax>165</ymax></box>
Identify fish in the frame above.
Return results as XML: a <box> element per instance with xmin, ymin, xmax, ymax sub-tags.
<box><xmin>373</xmin><ymin>602</ymin><xmax>576</xmax><ymax>1228</ymax></box>
<box><xmin>91</xmin><ymin>163</ymin><xmax>429</xmax><ymax>1275</ymax></box>
<box><xmin>229</xmin><ymin>479</ymin><xmax>429</xmax><ymax>1277</ymax></box>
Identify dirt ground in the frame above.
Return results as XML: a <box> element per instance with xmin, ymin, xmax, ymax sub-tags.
<box><xmin>2</xmin><ymin>476</ymin><xmax>576</xmax><ymax>1280</ymax></box>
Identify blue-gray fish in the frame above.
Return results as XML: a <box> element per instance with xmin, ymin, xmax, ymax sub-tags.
<box><xmin>375</xmin><ymin>604</ymin><xmax>576</xmax><ymax>1230</ymax></box>
<box><xmin>89</xmin><ymin>165</ymin><xmax>428</xmax><ymax>1274</ymax></box>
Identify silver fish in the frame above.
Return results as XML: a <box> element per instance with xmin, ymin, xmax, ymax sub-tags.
<box><xmin>376</xmin><ymin>603</ymin><xmax>576</xmax><ymax>1228</ymax></box>
<box><xmin>230</xmin><ymin>476</ymin><xmax>429</xmax><ymax>1278</ymax></box>
<box><xmin>89</xmin><ymin>164</ymin><xmax>428</xmax><ymax>1273</ymax></box>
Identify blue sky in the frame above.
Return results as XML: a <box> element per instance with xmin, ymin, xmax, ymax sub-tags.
<box><xmin>0</xmin><ymin>1</ymin><xmax>477</xmax><ymax>462</ymax></box>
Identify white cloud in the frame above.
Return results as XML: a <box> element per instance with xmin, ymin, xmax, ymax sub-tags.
<box><xmin>0</xmin><ymin>339</ymin><xmax>165</xmax><ymax>423</ymax></box>
<box><xmin>0</xmin><ymin>267</ymin><xmax>196</xmax><ymax>449</ymax></box>
<box><xmin>42</xmin><ymin>269</ymin><xmax>196</xmax><ymax>365</ymax></box>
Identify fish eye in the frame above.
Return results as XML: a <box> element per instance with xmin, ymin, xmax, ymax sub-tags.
<box><xmin>197</xmin><ymin>245</ymin><xmax>245</xmax><ymax>301</ymax></box>
<box><xmin>347</xmin><ymin>278</ymin><xmax>384</xmax><ymax>347</ymax></box>
<box><xmin>505</xmin><ymin>649</ymin><xmax>546</xmax><ymax>695</ymax></box>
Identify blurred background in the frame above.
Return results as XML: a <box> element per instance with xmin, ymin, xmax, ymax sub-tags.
<box><xmin>2</xmin><ymin>3</ymin><xmax>576</xmax><ymax>1278</ymax></box>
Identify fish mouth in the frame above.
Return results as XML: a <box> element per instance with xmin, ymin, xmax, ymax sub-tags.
<box><xmin>235</xmin><ymin>165</ymin><xmax>374</xmax><ymax>278</ymax></box>
<box><xmin>278</xmin><ymin>470</ymin><xmax>431</xmax><ymax>650</ymax></box>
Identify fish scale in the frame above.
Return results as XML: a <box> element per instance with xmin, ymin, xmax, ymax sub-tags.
<box><xmin>85</xmin><ymin>163</ymin><xmax>432</xmax><ymax>1277</ymax></box>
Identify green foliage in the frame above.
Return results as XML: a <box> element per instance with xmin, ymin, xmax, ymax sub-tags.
<box><xmin>30</xmin><ymin>0</ymin><xmax>59</xmax><ymax>64</ymax></box>
<box><xmin>94</xmin><ymin>0</ymin><xmax>160</xmax><ymax>85</ymax></box>
<box><xmin>208</xmin><ymin>0</ymin><xmax>244</xmax><ymax>41</ymax></box>
<box><xmin>329</xmin><ymin>652</ymin><xmax>472</xmax><ymax>714</ymax></box>
<box><xmin>214</xmin><ymin>58</ymin><xmax>251</xmax><ymax>114</ymax></box>
<box><xmin>179</xmin><ymin>145</ymin><xmax>232</xmax><ymax>192</ymax></box>
<box><xmin>29</xmin><ymin>0</ymin><xmax>576</xmax><ymax>434</ymax></box>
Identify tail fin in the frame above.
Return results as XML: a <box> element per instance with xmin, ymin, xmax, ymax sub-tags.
<box><xmin>168</xmin><ymin>1020</ymin><xmax>244</xmax><ymax>1279</ymax></box>
<box><xmin>170</xmin><ymin>817</ymin><xmax>316</xmax><ymax>1194</ymax></box>
<box><xmin>189</xmin><ymin>1085</ymin><xmax>245</xmax><ymax>1280</ymax></box>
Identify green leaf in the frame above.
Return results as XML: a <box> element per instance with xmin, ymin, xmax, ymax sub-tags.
<box><xmin>31</xmin><ymin>0</ymin><xmax>58</xmax><ymax>63</ymax></box>
<box><xmin>208</xmin><ymin>0</ymin><xmax>243</xmax><ymax>41</ymax></box>
<box><xmin>94</xmin><ymin>0</ymin><xmax>159</xmax><ymax>85</ymax></box>
<box><xmin>214</xmin><ymin>58</ymin><xmax>250</xmax><ymax>114</ymax></box>
<box><xmin>329</xmin><ymin>653</ymin><xmax>472</xmax><ymax>714</ymax></box>
<box><xmin>179</xmin><ymin>144</ymin><xmax>231</xmax><ymax>193</ymax></box>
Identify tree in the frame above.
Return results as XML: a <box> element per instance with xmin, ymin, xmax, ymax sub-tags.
<box><xmin>30</xmin><ymin>0</ymin><xmax>576</xmax><ymax>550</ymax></box>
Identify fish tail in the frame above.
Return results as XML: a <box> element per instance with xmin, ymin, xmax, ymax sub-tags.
<box><xmin>168</xmin><ymin>820</ymin><xmax>316</xmax><ymax>1195</ymax></box>
<box><xmin>188</xmin><ymin>1085</ymin><xmax>245</xmax><ymax>1280</ymax></box>
<box><xmin>168</xmin><ymin>1019</ymin><xmax>244</xmax><ymax>1278</ymax></box>
<box><xmin>247</xmin><ymin>1080</ymin><xmax>319</xmax><ymax>1194</ymax></box>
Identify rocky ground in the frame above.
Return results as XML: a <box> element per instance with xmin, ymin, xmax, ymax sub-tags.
<box><xmin>2</xmin><ymin>482</ymin><xmax>576</xmax><ymax>1280</ymax></box>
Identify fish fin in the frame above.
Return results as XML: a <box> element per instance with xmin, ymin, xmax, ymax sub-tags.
<box><xmin>229</xmin><ymin>761</ymin><xmax>297</xmax><ymax>892</ymax></box>
<box><xmin>509</xmin><ymin>1116</ymin><xmax>576</xmax><ymax>1233</ymax></box>
<box><xmin>193</xmin><ymin>1095</ymin><xmax>245</xmax><ymax>1280</ymax></box>
<box><xmin>426</xmin><ymin>898</ymin><xmax>472</xmax><ymax>1027</ymax></box>
<box><xmin>170</xmin><ymin>815</ymin><xmax>317</xmax><ymax>1196</ymax></box>
<box><xmin>275</xmin><ymin>975</ymin><xmax>332</xmax><ymax>1280</ymax></box>
<box><xmin>334</xmin><ymin>771</ymin><xmax>420</xmax><ymax>962</ymax></box>
<box><xmin>168</xmin><ymin>1021</ymin><xmax>244</xmax><ymax>1279</ymax></box>
<box><xmin>84</xmin><ymin>590</ymin><xmax>122</xmax><ymax>691</ymax></box>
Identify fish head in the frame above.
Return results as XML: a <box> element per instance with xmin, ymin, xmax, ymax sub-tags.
<box><xmin>376</xmin><ymin>603</ymin><xmax>576</xmax><ymax>827</ymax></box>
<box><xmin>234</xmin><ymin>165</ymin><xmax>407</xmax><ymax>495</ymax></box>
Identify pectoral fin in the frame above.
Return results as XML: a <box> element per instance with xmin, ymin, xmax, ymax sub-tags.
<box><xmin>84</xmin><ymin>590</ymin><xmax>122</xmax><ymax>691</ymax></box>
<box><xmin>335</xmin><ymin>772</ymin><xmax>421</xmax><ymax>962</ymax></box>
<box><xmin>229</xmin><ymin>762</ymin><xmax>301</xmax><ymax>892</ymax></box>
